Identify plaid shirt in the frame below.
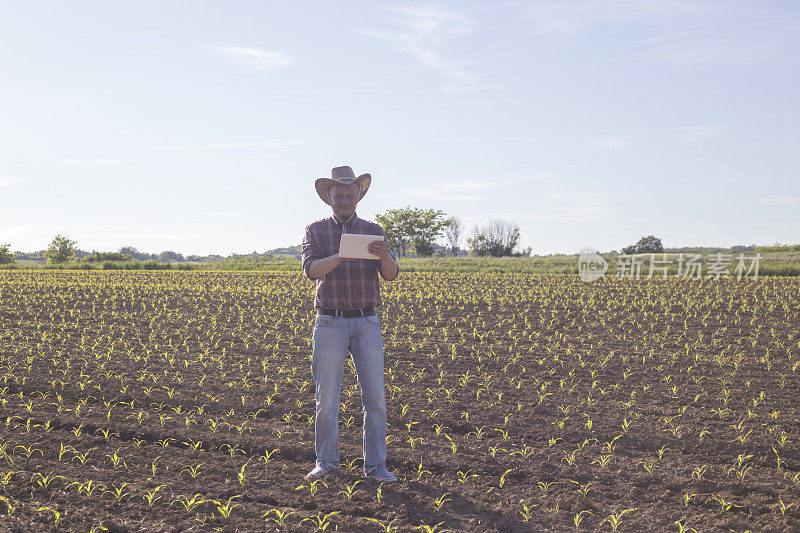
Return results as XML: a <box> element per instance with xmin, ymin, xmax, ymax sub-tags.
<box><xmin>302</xmin><ymin>211</ymin><xmax>397</xmax><ymax>309</ymax></box>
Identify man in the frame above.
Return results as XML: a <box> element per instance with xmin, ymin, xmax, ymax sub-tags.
<box><xmin>301</xmin><ymin>165</ymin><xmax>399</xmax><ymax>483</ymax></box>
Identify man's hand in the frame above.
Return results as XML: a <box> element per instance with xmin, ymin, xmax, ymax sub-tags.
<box><xmin>368</xmin><ymin>238</ymin><xmax>392</xmax><ymax>260</ymax></box>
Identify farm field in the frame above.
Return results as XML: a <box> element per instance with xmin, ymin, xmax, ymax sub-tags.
<box><xmin>0</xmin><ymin>270</ymin><xmax>799</xmax><ymax>532</ymax></box>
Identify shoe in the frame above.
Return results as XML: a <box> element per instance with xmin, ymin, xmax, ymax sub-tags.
<box><xmin>306</xmin><ymin>463</ymin><xmax>336</xmax><ymax>480</ymax></box>
<box><xmin>365</xmin><ymin>463</ymin><xmax>397</xmax><ymax>482</ymax></box>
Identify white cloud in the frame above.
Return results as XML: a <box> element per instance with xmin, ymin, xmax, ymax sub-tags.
<box><xmin>206</xmin><ymin>210</ymin><xmax>248</xmax><ymax>218</ymax></box>
<box><xmin>589</xmin><ymin>136</ymin><xmax>630</xmax><ymax>150</ymax></box>
<box><xmin>173</xmin><ymin>139</ymin><xmax>307</xmax><ymax>151</ymax></box>
<box><xmin>758</xmin><ymin>196</ymin><xmax>800</xmax><ymax>203</ymax></box>
<box><xmin>678</xmin><ymin>123</ymin><xmax>726</xmax><ymax>143</ymax></box>
<box><xmin>505</xmin><ymin>191</ymin><xmax>627</xmax><ymax>222</ymax></box>
<box><xmin>409</xmin><ymin>175</ymin><xmax>549</xmax><ymax>201</ymax></box>
<box><xmin>524</xmin><ymin>1</ymin><xmax>785</xmax><ymax>66</ymax></box>
<box><xmin>0</xmin><ymin>224</ymin><xmax>34</xmax><ymax>243</ymax></box>
<box><xmin>366</xmin><ymin>6</ymin><xmax>477</xmax><ymax>90</ymax></box>
<box><xmin>71</xmin><ymin>224</ymin><xmax>185</xmax><ymax>241</ymax></box>
<box><xmin>96</xmin><ymin>233</ymin><xmax>182</xmax><ymax>240</ymax></box>
<box><xmin>636</xmin><ymin>33</ymin><xmax>778</xmax><ymax>66</ymax></box>
<box><xmin>545</xmin><ymin>191</ymin><xmax>624</xmax><ymax>202</ymax></box>
<box><xmin>523</xmin><ymin>0</ymin><xmax>702</xmax><ymax>41</ymax></box>
<box><xmin>0</xmin><ymin>177</ymin><xmax>26</xmax><ymax>186</ymax></box>
<box><xmin>214</xmin><ymin>47</ymin><xmax>295</xmax><ymax>71</ymax></box>
<box><xmin>60</xmin><ymin>160</ymin><xmax>118</xmax><ymax>167</ymax></box>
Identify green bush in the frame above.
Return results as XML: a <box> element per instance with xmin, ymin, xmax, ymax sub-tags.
<box><xmin>0</xmin><ymin>243</ymin><xmax>14</xmax><ymax>264</ymax></box>
<box><xmin>43</xmin><ymin>262</ymin><xmax>95</xmax><ymax>270</ymax></box>
<box><xmin>142</xmin><ymin>259</ymin><xmax>171</xmax><ymax>270</ymax></box>
<box><xmin>86</xmin><ymin>252</ymin><xmax>133</xmax><ymax>262</ymax></box>
<box><xmin>760</xmin><ymin>263</ymin><xmax>800</xmax><ymax>276</ymax></box>
<box><xmin>756</xmin><ymin>243</ymin><xmax>800</xmax><ymax>253</ymax></box>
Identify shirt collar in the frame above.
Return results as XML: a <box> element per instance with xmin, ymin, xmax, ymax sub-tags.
<box><xmin>331</xmin><ymin>211</ymin><xmax>358</xmax><ymax>227</ymax></box>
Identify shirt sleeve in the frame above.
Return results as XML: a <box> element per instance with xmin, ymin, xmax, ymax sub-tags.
<box><xmin>376</xmin><ymin>225</ymin><xmax>398</xmax><ymax>280</ymax></box>
<box><xmin>301</xmin><ymin>224</ymin><xmax>320</xmax><ymax>280</ymax></box>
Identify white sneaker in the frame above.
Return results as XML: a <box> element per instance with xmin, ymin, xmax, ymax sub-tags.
<box><xmin>306</xmin><ymin>464</ymin><xmax>336</xmax><ymax>480</ymax></box>
<box><xmin>365</xmin><ymin>464</ymin><xmax>397</xmax><ymax>482</ymax></box>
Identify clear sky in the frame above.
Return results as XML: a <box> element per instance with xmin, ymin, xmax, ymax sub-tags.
<box><xmin>1</xmin><ymin>1</ymin><xmax>798</xmax><ymax>255</ymax></box>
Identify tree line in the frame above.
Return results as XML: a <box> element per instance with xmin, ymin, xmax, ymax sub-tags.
<box><xmin>1</xmin><ymin>207</ymin><xmax>532</xmax><ymax>265</ymax></box>
<box><xmin>374</xmin><ymin>206</ymin><xmax>531</xmax><ymax>258</ymax></box>
<box><xmin>1</xmin><ymin>236</ymin><xmax>196</xmax><ymax>265</ymax></box>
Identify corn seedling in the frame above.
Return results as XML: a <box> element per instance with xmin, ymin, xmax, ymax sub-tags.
<box><xmin>414</xmin><ymin>522</ymin><xmax>446</xmax><ymax>532</ymax></box>
<box><xmin>638</xmin><ymin>459</ymin><xmax>658</xmax><ymax>474</ymax></box>
<box><xmin>106</xmin><ymin>449</ymin><xmax>128</xmax><ymax>470</ymax></box>
<box><xmin>301</xmin><ymin>511</ymin><xmax>340</xmax><ymax>531</ymax></box>
<box><xmin>107</xmin><ymin>482</ymin><xmax>131</xmax><ymax>502</ymax></box>
<box><xmin>432</xmin><ymin>492</ymin><xmax>452</xmax><ymax>511</ymax></box>
<box><xmin>173</xmin><ymin>493</ymin><xmax>207</xmax><ymax>513</ymax></box>
<box><xmin>31</xmin><ymin>471</ymin><xmax>66</xmax><ymax>488</ymax></box>
<box><xmin>263</xmin><ymin>507</ymin><xmax>295</xmax><ymax>526</ymax></box>
<box><xmin>37</xmin><ymin>506</ymin><xmax>62</xmax><ymax>526</ymax></box>
<box><xmin>366</xmin><ymin>517</ymin><xmax>399</xmax><ymax>532</ymax></box>
<box><xmin>237</xmin><ymin>459</ymin><xmax>251</xmax><ymax>486</ymax></box>
<box><xmin>573</xmin><ymin>510</ymin><xmax>592</xmax><ymax>528</ymax></box>
<box><xmin>181</xmin><ymin>463</ymin><xmax>204</xmax><ymax>479</ymax></box>
<box><xmin>212</xmin><ymin>495</ymin><xmax>241</xmax><ymax>518</ymax></box>
<box><xmin>569</xmin><ymin>480</ymin><xmax>594</xmax><ymax>497</ymax></box>
<box><xmin>457</xmin><ymin>469</ymin><xmax>478</xmax><ymax>484</ymax></box>
<box><xmin>498</xmin><ymin>468</ymin><xmax>514</xmax><ymax>488</ymax></box>
<box><xmin>338</xmin><ymin>480</ymin><xmax>364</xmax><ymax>500</ymax></box>
<box><xmin>0</xmin><ymin>495</ymin><xmax>16</xmax><ymax>516</ymax></box>
<box><xmin>519</xmin><ymin>500</ymin><xmax>535</xmax><ymax>522</ymax></box>
<box><xmin>295</xmin><ymin>478</ymin><xmax>327</xmax><ymax>497</ymax></box>
<box><xmin>141</xmin><ymin>485</ymin><xmax>167</xmax><ymax>506</ymax></box>
<box><xmin>674</xmin><ymin>520</ymin><xmax>698</xmax><ymax>533</ymax></box>
<box><xmin>600</xmin><ymin>509</ymin><xmax>636</xmax><ymax>531</ymax></box>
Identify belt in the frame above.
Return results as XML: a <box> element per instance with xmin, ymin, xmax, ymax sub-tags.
<box><xmin>317</xmin><ymin>307</ymin><xmax>376</xmax><ymax>318</ymax></box>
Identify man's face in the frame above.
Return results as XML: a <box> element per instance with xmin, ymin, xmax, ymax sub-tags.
<box><xmin>329</xmin><ymin>182</ymin><xmax>359</xmax><ymax>219</ymax></box>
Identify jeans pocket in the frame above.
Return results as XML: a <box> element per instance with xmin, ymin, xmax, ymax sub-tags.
<box><xmin>315</xmin><ymin>315</ymin><xmax>334</xmax><ymax>328</ymax></box>
<box><xmin>365</xmin><ymin>313</ymin><xmax>380</xmax><ymax>327</ymax></box>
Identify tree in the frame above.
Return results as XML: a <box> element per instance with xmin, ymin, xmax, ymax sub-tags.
<box><xmin>444</xmin><ymin>216</ymin><xmax>463</xmax><ymax>257</ymax></box>
<box><xmin>84</xmin><ymin>251</ymin><xmax>132</xmax><ymax>262</ymax></box>
<box><xmin>375</xmin><ymin>206</ymin><xmax>448</xmax><ymax>258</ymax></box>
<box><xmin>410</xmin><ymin>208</ymin><xmax>448</xmax><ymax>257</ymax></box>
<box><xmin>120</xmin><ymin>246</ymin><xmax>157</xmax><ymax>261</ymax></box>
<box><xmin>621</xmin><ymin>235</ymin><xmax>663</xmax><ymax>254</ymax></box>
<box><xmin>46</xmin><ymin>235</ymin><xmax>77</xmax><ymax>264</ymax></box>
<box><xmin>0</xmin><ymin>243</ymin><xmax>15</xmax><ymax>264</ymax></box>
<box><xmin>157</xmin><ymin>251</ymin><xmax>185</xmax><ymax>263</ymax></box>
<box><xmin>375</xmin><ymin>209</ymin><xmax>414</xmax><ymax>258</ymax></box>
<box><xmin>467</xmin><ymin>219</ymin><xmax>530</xmax><ymax>257</ymax></box>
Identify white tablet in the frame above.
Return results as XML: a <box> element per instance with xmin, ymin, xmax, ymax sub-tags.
<box><xmin>339</xmin><ymin>233</ymin><xmax>383</xmax><ymax>259</ymax></box>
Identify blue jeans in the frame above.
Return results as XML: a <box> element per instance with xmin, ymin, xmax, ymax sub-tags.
<box><xmin>311</xmin><ymin>312</ymin><xmax>387</xmax><ymax>471</ymax></box>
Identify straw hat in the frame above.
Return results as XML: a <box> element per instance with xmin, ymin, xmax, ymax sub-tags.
<box><xmin>315</xmin><ymin>166</ymin><xmax>371</xmax><ymax>205</ymax></box>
